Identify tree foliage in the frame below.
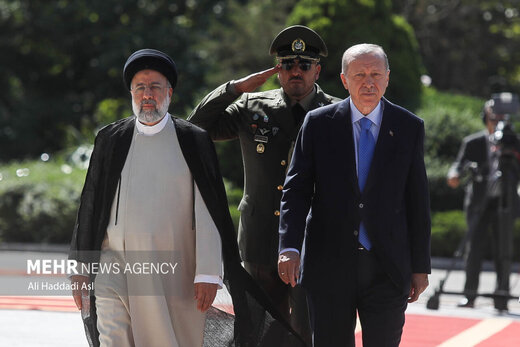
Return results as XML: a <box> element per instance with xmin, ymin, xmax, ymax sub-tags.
<box><xmin>288</xmin><ymin>0</ymin><xmax>424</xmax><ymax>110</ymax></box>
<box><xmin>393</xmin><ymin>0</ymin><xmax>520</xmax><ymax>98</ymax></box>
<box><xmin>197</xmin><ymin>0</ymin><xmax>298</xmax><ymax>91</ymax></box>
<box><xmin>0</xmin><ymin>0</ymin><xmax>222</xmax><ymax>160</ymax></box>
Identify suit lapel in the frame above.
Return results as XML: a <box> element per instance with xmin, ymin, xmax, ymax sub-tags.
<box><xmin>332</xmin><ymin>98</ymin><xmax>360</xmax><ymax>196</ymax></box>
<box><xmin>363</xmin><ymin>99</ymin><xmax>398</xmax><ymax>193</ymax></box>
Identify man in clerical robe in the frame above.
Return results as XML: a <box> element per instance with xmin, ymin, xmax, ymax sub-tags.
<box><xmin>69</xmin><ymin>48</ymin><xmax>224</xmax><ymax>347</ymax></box>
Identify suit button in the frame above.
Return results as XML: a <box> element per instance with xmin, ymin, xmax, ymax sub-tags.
<box><xmin>274</xmin><ymin>210</ymin><xmax>280</xmax><ymax>216</ymax></box>
<box><xmin>281</xmin><ymin>160</ymin><xmax>287</xmax><ymax>166</ymax></box>
<box><xmin>359</xmin><ymin>203</ymin><xmax>364</xmax><ymax>208</ymax></box>
<box><xmin>354</xmin><ymin>230</ymin><xmax>359</xmax><ymax>236</ymax></box>
<box><xmin>277</xmin><ymin>185</ymin><xmax>283</xmax><ymax>191</ymax></box>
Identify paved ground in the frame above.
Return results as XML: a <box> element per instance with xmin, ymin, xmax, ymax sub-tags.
<box><xmin>1</xmin><ymin>250</ymin><xmax>519</xmax><ymax>346</ymax></box>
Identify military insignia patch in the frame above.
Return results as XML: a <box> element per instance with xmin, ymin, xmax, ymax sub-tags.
<box><xmin>250</xmin><ymin>124</ymin><xmax>258</xmax><ymax>134</ymax></box>
<box><xmin>292</xmin><ymin>38</ymin><xmax>306</xmax><ymax>53</ymax></box>
<box><xmin>256</xmin><ymin>143</ymin><xmax>265</xmax><ymax>153</ymax></box>
<box><xmin>272</xmin><ymin>127</ymin><xmax>279</xmax><ymax>136</ymax></box>
<box><xmin>259</xmin><ymin>128</ymin><xmax>270</xmax><ymax>135</ymax></box>
<box><xmin>253</xmin><ymin>114</ymin><xmax>260</xmax><ymax>121</ymax></box>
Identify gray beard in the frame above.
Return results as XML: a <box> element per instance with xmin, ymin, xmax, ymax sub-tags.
<box><xmin>132</xmin><ymin>96</ymin><xmax>170</xmax><ymax>124</ymax></box>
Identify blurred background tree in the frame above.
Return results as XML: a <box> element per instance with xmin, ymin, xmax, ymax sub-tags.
<box><xmin>0</xmin><ymin>0</ymin><xmax>222</xmax><ymax>160</ymax></box>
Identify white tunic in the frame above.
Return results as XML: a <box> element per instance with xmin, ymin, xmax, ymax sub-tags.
<box><xmin>95</xmin><ymin>115</ymin><xmax>222</xmax><ymax>347</ymax></box>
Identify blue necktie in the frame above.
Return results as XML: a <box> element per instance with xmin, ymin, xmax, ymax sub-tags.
<box><xmin>358</xmin><ymin>117</ymin><xmax>375</xmax><ymax>250</ymax></box>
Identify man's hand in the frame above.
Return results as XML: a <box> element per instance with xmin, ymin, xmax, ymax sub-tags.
<box><xmin>447</xmin><ymin>176</ymin><xmax>460</xmax><ymax>189</ymax></box>
<box><xmin>233</xmin><ymin>66</ymin><xmax>281</xmax><ymax>94</ymax></box>
<box><xmin>194</xmin><ymin>283</ymin><xmax>218</xmax><ymax>312</ymax></box>
<box><xmin>71</xmin><ymin>275</ymin><xmax>90</xmax><ymax>310</ymax></box>
<box><xmin>278</xmin><ymin>251</ymin><xmax>300</xmax><ymax>287</ymax></box>
<box><xmin>408</xmin><ymin>273</ymin><xmax>429</xmax><ymax>303</ymax></box>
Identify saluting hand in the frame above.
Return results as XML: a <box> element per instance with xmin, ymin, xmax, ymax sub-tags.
<box><xmin>233</xmin><ymin>65</ymin><xmax>281</xmax><ymax>94</ymax></box>
<box><xmin>278</xmin><ymin>251</ymin><xmax>300</xmax><ymax>287</ymax></box>
<box><xmin>447</xmin><ymin>176</ymin><xmax>460</xmax><ymax>189</ymax></box>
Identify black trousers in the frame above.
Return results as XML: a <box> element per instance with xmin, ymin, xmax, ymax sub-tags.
<box><xmin>464</xmin><ymin>198</ymin><xmax>512</xmax><ymax>309</ymax></box>
<box><xmin>244</xmin><ymin>261</ymin><xmax>313</xmax><ymax>346</ymax></box>
<box><xmin>307</xmin><ymin>249</ymin><xmax>408</xmax><ymax>347</ymax></box>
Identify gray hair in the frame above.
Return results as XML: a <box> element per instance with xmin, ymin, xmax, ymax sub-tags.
<box><xmin>341</xmin><ymin>44</ymin><xmax>389</xmax><ymax>74</ymax></box>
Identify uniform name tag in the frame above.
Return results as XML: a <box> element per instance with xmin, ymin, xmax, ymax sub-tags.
<box><xmin>254</xmin><ymin>135</ymin><xmax>268</xmax><ymax>143</ymax></box>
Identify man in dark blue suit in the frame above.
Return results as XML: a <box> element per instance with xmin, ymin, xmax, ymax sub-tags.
<box><xmin>277</xmin><ymin>44</ymin><xmax>431</xmax><ymax>346</ymax></box>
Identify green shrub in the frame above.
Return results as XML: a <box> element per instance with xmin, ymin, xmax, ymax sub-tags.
<box><xmin>0</xmin><ymin>183</ymin><xmax>79</xmax><ymax>243</ymax></box>
<box><xmin>0</xmin><ymin>158</ymin><xmax>244</xmax><ymax>243</ymax></box>
<box><xmin>419</xmin><ymin>87</ymin><xmax>484</xmax><ymax>211</ymax></box>
<box><xmin>431</xmin><ymin>210</ymin><xmax>520</xmax><ymax>260</ymax></box>
<box><xmin>0</xmin><ymin>158</ymin><xmax>85</xmax><ymax>243</ymax></box>
<box><xmin>430</xmin><ymin>210</ymin><xmax>466</xmax><ymax>257</ymax></box>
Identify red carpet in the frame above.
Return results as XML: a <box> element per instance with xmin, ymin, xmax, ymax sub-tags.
<box><xmin>0</xmin><ymin>296</ymin><xmax>77</xmax><ymax>312</ymax></box>
<box><xmin>400</xmin><ymin>314</ymin><xmax>479</xmax><ymax>346</ymax></box>
<box><xmin>353</xmin><ymin>313</ymin><xmax>517</xmax><ymax>347</ymax></box>
<box><xmin>1</xmin><ymin>296</ymin><xmax>518</xmax><ymax>346</ymax></box>
<box><xmin>0</xmin><ymin>296</ymin><xmax>235</xmax><ymax>314</ymax></box>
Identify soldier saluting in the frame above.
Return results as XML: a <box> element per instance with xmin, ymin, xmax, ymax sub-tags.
<box><xmin>188</xmin><ymin>25</ymin><xmax>340</xmax><ymax>344</ymax></box>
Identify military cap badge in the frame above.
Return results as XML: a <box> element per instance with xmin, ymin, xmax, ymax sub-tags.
<box><xmin>291</xmin><ymin>38</ymin><xmax>306</xmax><ymax>53</ymax></box>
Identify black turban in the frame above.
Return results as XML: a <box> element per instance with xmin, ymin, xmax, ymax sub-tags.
<box><xmin>123</xmin><ymin>48</ymin><xmax>177</xmax><ymax>90</ymax></box>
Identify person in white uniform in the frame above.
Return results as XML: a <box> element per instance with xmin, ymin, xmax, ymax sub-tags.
<box><xmin>69</xmin><ymin>49</ymin><xmax>224</xmax><ymax>347</ymax></box>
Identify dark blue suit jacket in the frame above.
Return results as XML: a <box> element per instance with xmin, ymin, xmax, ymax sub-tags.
<box><xmin>279</xmin><ymin>97</ymin><xmax>431</xmax><ymax>292</ymax></box>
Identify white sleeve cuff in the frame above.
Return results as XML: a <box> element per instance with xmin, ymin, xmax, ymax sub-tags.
<box><xmin>194</xmin><ymin>274</ymin><xmax>223</xmax><ymax>289</ymax></box>
<box><xmin>280</xmin><ymin>248</ymin><xmax>300</xmax><ymax>255</ymax></box>
<box><xmin>447</xmin><ymin>170</ymin><xmax>458</xmax><ymax>179</ymax></box>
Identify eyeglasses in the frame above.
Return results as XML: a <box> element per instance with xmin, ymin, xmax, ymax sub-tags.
<box><xmin>280</xmin><ymin>59</ymin><xmax>315</xmax><ymax>71</ymax></box>
<box><xmin>131</xmin><ymin>83</ymin><xmax>169</xmax><ymax>96</ymax></box>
